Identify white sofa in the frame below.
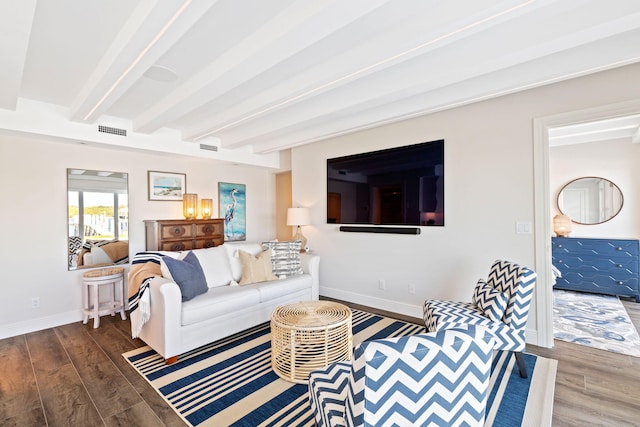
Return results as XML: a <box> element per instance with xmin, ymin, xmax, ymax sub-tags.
<box><xmin>136</xmin><ymin>242</ymin><xmax>320</xmax><ymax>363</ymax></box>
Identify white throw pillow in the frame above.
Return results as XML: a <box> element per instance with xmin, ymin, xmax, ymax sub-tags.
<box><xmin>191</xmin><ymin>246</ymin><xmax>234</xmax><ymax>288</ymax></box>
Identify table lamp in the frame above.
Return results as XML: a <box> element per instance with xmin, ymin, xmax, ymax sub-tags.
<box><xmin>287</xmin><ymin>207</ymin><xmax>310</xmax><ymax>251</ymax></box>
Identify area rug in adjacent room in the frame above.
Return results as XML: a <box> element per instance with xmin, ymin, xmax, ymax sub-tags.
<box><xmin>553</xmin><ymin>289</ymin><xmax>640</xmax><ymax>357</ymax></box>
<box><xmin>124</xmin><ymin>310</ymin><xmax>557</xmax><ymax>427</ymax></box>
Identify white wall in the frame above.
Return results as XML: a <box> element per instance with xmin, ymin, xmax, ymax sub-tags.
<box><xmin>292</xmin><ymin>63</ymin><xmax>640</xmax><ymax>345</ymax></box>
<box><xmin>550</xmin><ymin>138</ymin><xmax>640</xmax><ymax>238</ymax></box>
<box><xmin>0</xmin><ymin>136</ymin><xmax>276</xmax><ymax>338</ymax></box>
<box><xmin>3</xmin><ymin>63</ymin><xmax>639</xmax><ymax>343</ymax></box>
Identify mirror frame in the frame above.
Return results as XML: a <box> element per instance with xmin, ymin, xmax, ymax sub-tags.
<box><xmin>557</xmin><ymin>176</ymin><xmax>623</xmax><ymax>225</ymax></box>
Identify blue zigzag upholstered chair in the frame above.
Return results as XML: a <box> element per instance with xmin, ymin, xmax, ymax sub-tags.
<box><xmin>423</xmin><ymin>259</ymin><xmax>536</xmax><ymax>378</ymax></box>
<box><xmin>308</xmin><ymin>325</ymin><xmax>495</xmax><ymax>427</ymax></box>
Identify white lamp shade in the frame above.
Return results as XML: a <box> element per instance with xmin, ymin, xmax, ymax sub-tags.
<box><xmin>287</xmin><ymin>207</ymin><xmax>310</xmax><ymax>226</ymax></box>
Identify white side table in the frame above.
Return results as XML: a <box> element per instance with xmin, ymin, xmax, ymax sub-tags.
<box><xmin>82</xmin><ymin>267</ymin><xmax>127</xmax><ymax>328</ymax></box>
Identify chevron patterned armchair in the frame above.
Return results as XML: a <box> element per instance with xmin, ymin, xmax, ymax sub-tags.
<box><xmin>308</xmin><ymin>325</ymin><xmax>495</xmax><ymax>427</ymax></box>
<box><xmin>423</xmin><ymin>259</ymin><xmax>536</xmax><ymax>378</ymax></box>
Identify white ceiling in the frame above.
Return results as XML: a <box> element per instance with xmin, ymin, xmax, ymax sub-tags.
<box><xmin>2</xmin><ymin>0</ymin><xmax>640</xmax><ymax>167</ymax></box>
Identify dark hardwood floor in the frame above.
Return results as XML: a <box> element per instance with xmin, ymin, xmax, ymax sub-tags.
<box><xmin>1</xmin><ymin>298</ymin><xmax>639</xmax><ymax>426</ymax></box>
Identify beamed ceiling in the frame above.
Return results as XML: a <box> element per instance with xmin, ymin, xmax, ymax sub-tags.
<box><xmin>2</xmin><ymin>0</ymin><xmax>640</xmax><ymax>167</ymax></box>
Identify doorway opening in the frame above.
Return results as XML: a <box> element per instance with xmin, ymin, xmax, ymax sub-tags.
<box><xmin>533</xmin><ymin>99</ymin><xmax>640</xmax><ymax>349</ymax></box>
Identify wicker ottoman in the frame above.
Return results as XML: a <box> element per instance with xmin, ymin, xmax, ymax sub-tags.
<box><xmin>271</xmin><ymin>301</ymin><xmax>353</xmax><ymax>383</ymax></box>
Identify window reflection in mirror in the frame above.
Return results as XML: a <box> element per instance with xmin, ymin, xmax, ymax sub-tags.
<box><xmin>67</xmin><ymin>169</ymin><xmax>129</xmax><ymax>270</ymax></box>
<box><xmin>557</xmin><ymin>176</ymin><xmax>623</xmax><ymax>225</ymax></box>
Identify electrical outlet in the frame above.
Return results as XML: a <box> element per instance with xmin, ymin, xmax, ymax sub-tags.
<box><xmin>408</xmin><ymin>283</ymin><xmax>416</xmax><ymax>294</ymax></box>
<box><xmin>378</xmin><ymin>279</ymin><xmax>386</xmax><ymax>290</ymax></box>
<box><xmin>31</xmin><ymin>297</ymin><xmax>40</xmax><ymax>309</ymax></box>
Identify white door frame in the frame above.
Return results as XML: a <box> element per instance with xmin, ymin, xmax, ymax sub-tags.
<box><xmin>533</xmin><ymin>99</ymin><xmax>640</xmax><ymax>348</ymax></box>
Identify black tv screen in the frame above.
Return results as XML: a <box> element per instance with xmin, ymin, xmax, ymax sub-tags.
<box><xmin>327</xmin><ymin>140</ymin><xmax>444</xmax><ymax>226</ymax></box>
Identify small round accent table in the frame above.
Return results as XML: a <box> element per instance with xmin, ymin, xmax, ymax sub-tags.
<box><xmin>271</xmin><ymin>300</ymin><xmax>352</xmax><ymax>383</ymax></box>
<box><xmin>82</xmin><ymin>267</ymin><xmax>127</xmax><ymax>328</ymax></box>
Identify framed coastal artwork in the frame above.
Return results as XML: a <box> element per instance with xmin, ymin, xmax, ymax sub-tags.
<box><xmin>148</xmin><ymin>171</ymin><xmax>186</xmax><ymax>201</ymax></box>
<box><xmin>219</xmin><ymin>182</ymin><xmax>246</xmax><ymax>241</ymax></box>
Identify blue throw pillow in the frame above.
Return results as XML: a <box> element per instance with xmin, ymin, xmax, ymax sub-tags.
<box><xmin>161</xmin><ymin>251</ymin><xmax>208</xmax><ymax>301</ymax></box>
<box><xmin>472</xmin><ymin>279</ymin><xmax>509</xmax><ymax>322</ymax></box>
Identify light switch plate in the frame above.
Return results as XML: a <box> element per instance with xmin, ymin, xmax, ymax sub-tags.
<box><xmin>516</xmin><ymin>221</ymin><xmax>533</xmax><ymax>234</ymax></box>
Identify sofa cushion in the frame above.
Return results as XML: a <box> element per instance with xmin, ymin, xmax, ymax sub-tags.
<box><xmin>261</xmin><ymin>240</ymin><xmax>303</xmax><ymax>278</ymax></box>
<box><xmin>181</xmin><ymin>286</ymin><xmax>261</xmax><ymax>326</ymax></box>
<box><xmin>160</xmin><ymin>251</ymin><xmax>208</xmax><ymax>302</ymax></box>
<box><xmin>83</xmin><ymin>245</ymin><xmax>112</xmax><ymax>265</ymax></box>
<box><xmin>472</xmin><ymin>279</ymin><xmax>509</xmax><ymax>322</ymax></box>
<box><xmin>252</xmin><ymin>274</ymin><xmax>311</xmax><ymax>302</ymax></box>
<box><xmin>191</xmin><ymin>246</ymin><xmax>234</xmax><ymax>288</ymax></box>
<box><xmin>239</xmin><ymin>249</ymin><xmax>278</xmax><ymax>285</ymax></box>
<box><xmin>225</xmin><ymin>242</ymin><xmax>263</xmax><ymax>281</ymax></box>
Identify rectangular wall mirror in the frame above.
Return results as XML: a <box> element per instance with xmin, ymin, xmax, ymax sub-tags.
<box><xmin>67</xmin><ymin>169</ymin><xmax>129</xmax><ymax>270</ymax></box>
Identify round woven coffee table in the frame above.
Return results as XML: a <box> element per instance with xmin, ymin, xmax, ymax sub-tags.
<box><xmin>271</xmin><ymin>301</ymin><xmax>353</xmax><ymax>383</ymax></box>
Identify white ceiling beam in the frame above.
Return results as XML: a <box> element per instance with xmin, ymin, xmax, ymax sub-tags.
<box><xmin>0</xmin><ymin>0</ymin><xmax>37</xmax><ymax>110</ymax></box>
<box><xmin>215</xmin><ymin>14</ymin><xmax>640</xmax><ymax>151</ymax></box>
<box><xmin>235</xmin><ymin>34</ymin><xmax>640</xmax><ymax>153</ymax></box>
<box><xmin>69</xmin><ymin>0</ymin><xmax>219</xmax><ymax>123</ymax></box>
<box><xmin>132</xmin><ymin>0</ymin><xmax>397</xmax><ymax>134</ymax></box>
<box><xmin>2</xmin><ymin>99</ymin><xmax>279</xmax><ymax>168</ymax></box>
<box><xmin>182</xmin><ymin>0</ymin><xmax>580</xmax><ymax>144</ymax></box>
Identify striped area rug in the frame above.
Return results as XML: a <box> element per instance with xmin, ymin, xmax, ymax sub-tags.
<box><xmin>123</xmin><ymin>310</ymin><xmax>556</xmax><ymax>426</ymax></box>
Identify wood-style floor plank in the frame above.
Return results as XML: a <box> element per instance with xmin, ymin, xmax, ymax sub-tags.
<box><xmin>0</xmin><ymin>335</ymin><xmax>47</xmax><ymax>426</ymax></box>
<box><xmin>54</xmin><ymin>322</ymin><xmax>142</xmax><ymax>420</ymax></box>
<box><xmin>37</xmin><ymin>363</ymin><xmax>105</xmax><ymax>426</ymax></box>
<box><xmin>25</xmin><ymin>327</ymin><xmax>106</xmax><ymax>426</ymax></box>
<box><xmin>104</xmin><ymin>401</ymin><xmax>166</xmax><ymax>427</ymax></box>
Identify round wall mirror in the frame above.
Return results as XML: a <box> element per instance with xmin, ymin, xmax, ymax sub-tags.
<box><xmin>557</xmin><ymin>177</ymin><xmax>623</xmax><ymax>225</ymax></box>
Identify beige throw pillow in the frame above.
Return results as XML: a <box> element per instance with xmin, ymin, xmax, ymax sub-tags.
<box><xmin>239</xmin><ymin>249</ymin><xmax>278</xmax><ymax>285</ymax></box>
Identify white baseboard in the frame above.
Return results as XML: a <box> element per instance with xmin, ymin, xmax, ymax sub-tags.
<box><xmin>321</xmin><ymin>286</ymin><xmax>424</xmax><ymax>320</ymax></box>
<box><xmin>0</xmin><ymin>310</ymin><xmax>83</xmax><ymax>340</ymax></box>
<box><xmin>525</xmin><ymin>327</ymin><xmax>540</xmax><ymax>347</ymax></box>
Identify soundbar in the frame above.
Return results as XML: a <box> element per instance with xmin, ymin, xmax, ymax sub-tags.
<box><xmin>339</xmin><ymin>226</ymin><xmax>421</xmax><ymax>235</ymax></box>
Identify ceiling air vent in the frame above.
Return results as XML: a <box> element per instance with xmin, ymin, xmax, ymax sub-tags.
<box><xmin>98</xmin><ymin>125</ymin><xmax>127</xmax><ymax>136</ymax></box>
<box><xmin>199</xmin><ymin>143</ymin><xmax>218</xmax><ymax>152</ymax></box>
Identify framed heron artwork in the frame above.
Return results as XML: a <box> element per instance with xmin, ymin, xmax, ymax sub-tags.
<box><xmin>218</xmin><ymin>182</ymin><xmax>246</xmax><ymax>241</ymax></box>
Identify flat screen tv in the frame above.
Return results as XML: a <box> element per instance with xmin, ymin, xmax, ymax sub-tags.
<box><xmin>327</xmin><ymin>140</ymin><xmax>444</xmax><ymax>226</ymax></box>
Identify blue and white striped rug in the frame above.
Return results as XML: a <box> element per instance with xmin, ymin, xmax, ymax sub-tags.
<box><xmin>124</xmin><ymin>310</ymin><xmax>556</xmax><ymax>426</ymax></box>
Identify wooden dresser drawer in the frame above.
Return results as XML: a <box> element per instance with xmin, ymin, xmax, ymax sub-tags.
<box><xmin>195</xmin><ymin>221</ymin><xmax>223</xmax><ymax>237</ymax></box>
<box><xmin>159</xmin><ymin>223</ymin><xmax>195</xmax><ymax>240</ymax></box>
<box><xmin>145</xmin><ymin>219</ymin><xmax>224</xmax><ymax>252</ymax></box>
<box><xmin>158</xmin><ymin>240</ymin><xmax>195</xmax><ymax>251</ymax></box>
